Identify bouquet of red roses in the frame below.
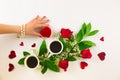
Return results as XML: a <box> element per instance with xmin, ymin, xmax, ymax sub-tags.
<box><xmin>17</xmin><ymin>22</ymin><xmax>106</xmax><ymax>74</ymax></box>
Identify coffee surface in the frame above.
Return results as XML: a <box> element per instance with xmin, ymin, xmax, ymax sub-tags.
<box><xmin>26</xmin><ymin>56</ymin><xmax>38</xmax><ymax>68</ymax></box>
<box><xmin>50</xmin><ymin>41</ymin><xmax>62</xmax><ymax>53</ymax></box>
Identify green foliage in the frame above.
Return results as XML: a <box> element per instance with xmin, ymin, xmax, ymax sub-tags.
<box><xmin>18</xmin><ymin>58</ymin><xmax>25</xmax><ymax>65</ymax></box>
<box><xmin>59</xmin><ymin>36</ymin><xmax>67</xmax><ymax>51</ymax></box>
<box><xmin>76</xmin><ymin>22</ymin><xmax>99</xmax><ymax>43</ymax></box>
<box><xmin>39</xmin><ymin>40</ymin><xmax>48</xmax><ymax>56</ymax></box>
<box><xmin>78</xmin><ymin>40</ymin><xmax>96</xmax><ymax>50</ymax></box>
<box><xmin>41</xmin><ymin>66</ymin><xmax>48</xmax><ymax>74</ymax></box>
<box><xmin>44</xmin><ymin>60</ymin><xmax>60</xmax><ymax>72</ymax></box>
<box><xmin>88</xmin><ymin>30</ymin><xmax>99</xmax><ymax>36</ymax></box>
<box><xmin>67</xmin><ymin>56</ymin><xmax>77</xmax><ymax>61</ymax></box>
<box><xmin>23</xmin><ymin>51</ymin><xmax>30</xmax><ymax>56</ymax></box>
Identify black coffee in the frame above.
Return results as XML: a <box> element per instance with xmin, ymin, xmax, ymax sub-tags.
<box><xmin>26</xmin><ymin>56</ymin><xmax>38</xmax><ymax>68</ymax></box>
<box><xmin>50</xmin><ymin>41</ymin><xmax>62</xmax><ymax>53</ymax></box>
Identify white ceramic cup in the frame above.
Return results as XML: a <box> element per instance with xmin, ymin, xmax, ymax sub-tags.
<box><xmin>24</xmin><ymin>55</ymin><xmax>39</xmax><ymax>70</ymax></box>
<box><xmin>48</xmin><ymin>40</ymin><xmax>63</xmax><ymax>56</ymax></box>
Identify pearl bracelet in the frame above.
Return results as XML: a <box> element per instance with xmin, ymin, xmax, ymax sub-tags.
<box><xmin>17</xmin><ymin>24</ymin><xmax>25</xmax><ymax>38</ymax></box>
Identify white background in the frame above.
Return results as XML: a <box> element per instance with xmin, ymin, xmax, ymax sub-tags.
<box><xmin>0</xmin><ymin>0</ymin><xmax>120</xmax><ymax>80</ymax></box>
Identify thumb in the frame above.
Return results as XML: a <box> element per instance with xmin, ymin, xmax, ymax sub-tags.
<box><xmin>33</xmin><ymin>32</ymin><xmax>42</xmax><ymax>37</ymax></box>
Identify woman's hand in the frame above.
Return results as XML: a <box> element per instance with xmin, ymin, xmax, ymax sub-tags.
<box><xmin>25</xmin><ymin>15</ymin><xmax>49</xmax><ymax>37</ymax></box>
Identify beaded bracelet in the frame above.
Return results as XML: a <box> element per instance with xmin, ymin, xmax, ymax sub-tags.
<box><xmin>17</xmin><ymin>24</ymin><xmax>25</xmax><ymax>38</ymax></box>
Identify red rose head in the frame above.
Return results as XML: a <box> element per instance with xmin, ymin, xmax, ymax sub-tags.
<box><xmin>40</xmin><ymin>26</ymin><xmax>51</xmax><ymax>38</ymax></box>
<box><xmin>80</xmin><ymin>61</ymin><xmax>88</xmax><ymax>69</ymax></box>
<box><xmin>61</xmin><ymin>28</ymin><xmax>73</xmax><ymax>38</ymax></box>
<box><xmin>9</xmin><ymin>50</ymin><xmax>16</xmax><ymax>59</ymax></box>
<box><xmin>8</xmin><ymin>63</ymin><xmax>14</xmax><ymax>72</ymax></box>
<box><xmin>81</xmin><ymin>49</ymin><xmax>92</xmax><ymax>58</ymax></box>
<box><xmin>98</xmin><ymin>52</ymin><xmax>106</xmax><ymax>61</ymax></box>
<box><xmin>58</xmin><ymin>59</ymin><xmax>69</xmax><ymax>71</ymax></box>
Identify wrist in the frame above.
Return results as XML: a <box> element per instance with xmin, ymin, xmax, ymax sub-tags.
<box><xmin>17</xmin><ymin>24</ymin><xmax>26</xmax><ymax>38</ymax></box>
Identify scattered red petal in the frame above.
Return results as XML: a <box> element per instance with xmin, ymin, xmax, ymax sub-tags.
<box><xmin>100</xmin><ymin>37</ymin><xmax>104</xmax><ymax>41</ymax></box>
<box><xmin>19</xmin><ymin>42</ymin><xmax>24</xmax><ymax>46</ymax></box>
<box><xmin>8</xmin><ymin>50</ymin><xmax>16</xmax><ymax>59</ymax></box>
<box><xmin>97</xmin><ymin>52</ymin><xmax>106</xmax><ymax>61</ymax></box>
<box><xmin>8</xmin><ymin>63</ymin><xmax>14</xmax><ymax>72</ymax></box>
<box><xmin>80</xmin><ymin>61</ymin><xmax>88</xmax><ymax>69</ymax></box>
<box><xmin>40</xmin><ymin>26</ymin><xmax>51</xmax><ymax>38</ymax></box>
<box><xmin>31</xmin><ymin>43</ymin><xmax>36</xmax><ymax>47</ymax></box>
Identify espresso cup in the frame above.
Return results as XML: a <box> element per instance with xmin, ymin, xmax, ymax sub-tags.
<box><xmin>24</xmin><ymin>55</ymin><xmax>39</xmax><ymax>70</ymax></box>
<box><xmin>48</xmin><ymin>40</ymin><xmax>63</xmax><ymax>55</ymax></box>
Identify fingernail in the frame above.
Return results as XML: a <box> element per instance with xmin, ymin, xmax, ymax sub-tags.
<box><xmin>47</xmin><ymin>19</ymin><xmax>50</xmax><ymax>22</ymax></box>
<box><xmin>43</xmin><ymin>16</ymin><xmax>46</xmax><ymax>18</ymax></box>
<box><xmin>41</xmin><ymin>16</ymin><xmax>46</xmax><ymax>20</ymax></box>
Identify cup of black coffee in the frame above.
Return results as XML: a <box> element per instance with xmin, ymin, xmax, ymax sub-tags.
<box><xmin>24</xmin><ymin>55</ymin><xmax>39</xmax><ymax>70</ymax></box>
<box><xmin>48</xmin><ymin>40</ymin><xmax>63</xmax><ymax>55</ymax></box>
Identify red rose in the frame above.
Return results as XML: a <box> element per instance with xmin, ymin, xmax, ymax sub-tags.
<box><xmin>81</xmin><ymin>49</ymin><xmax>92</xmax><ymax>58</ymax></box>
<box><xmin>61</xmin><ymin>28</ymin><xmax>73</xmax><ymax>38</ymax></box>
<box><xmin>80</xmin><ymin>61</ymin><xmax>88</xmax><ymax>69</ymax></box>
<box><xmin>58</xmin><ymin>59</ymin><xmax>69</xmax><ymax>71</ymax></box>
<box><xmin>40</xmin><ymin>26</ymin><xmax>51</xmax><ymax>38</ymax></box>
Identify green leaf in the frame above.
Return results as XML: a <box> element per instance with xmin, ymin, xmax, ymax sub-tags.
<box><xmin>41</xmin><ymin>66</ymin><xmax>48</xmax><ymax>74</ymax></box>
<box><xmin>69</xmin><ymin>35</ymin><xmax>74</xmax><ymax>42</ymax></box>
<box><xmin>78</xmin><ymin>40</ymin><xmax>96</xmax><ymax>50</ymax></box>
<box><xmin>49</xmin><ymin>54</ymin><xmax>58</xmax><ymax>61</ymax></box>
<box><xmin>88</xmin><ymin>30</ymin><xmax>99</xmax><ymax>36</ymax></box>
<box><xmin>76</xmin><ymin>31</ymin><xmax>83</xmax><ymax>42</ymax></box>
<box><xmin>39</xmin><ymin>40</ymin><xmax>47</xmax><ymax>56</ymax></box>
<box><xmin>44</xmin><ymin>60</ymin><xmax>60</xmax><ymax>72</ymax></box>
<box><xmin>81</xmin><ymin>23</ymin><xmax>87</xmax><ymax>35</ymax></box>
<box><xmin>85</xmin><ymin>23</ymin><xmax>91</xmax><ymax>35</ymax></box>
<box><xmin>18</xmin><ymin>58</ymin><xmax>25</xmax><ymax>65</ymax></box>
<box><xmin>67</xmin><ymin>56</ymin><xmax>77</xmax><ymax>61</ymax></box>
<box><xmin>59</xmin><ymin>36</ymin><xmax>66</xmax><ymax>51</ymax></box>
<box><xmin>23</xmin><ymin>51</ymin><xmax>30</xmax><ymax>56</ymax></box>
<box><xmin>76</xmin><ymin>23</ymin><xmax>87</xmax><ymax>42</ymax></box>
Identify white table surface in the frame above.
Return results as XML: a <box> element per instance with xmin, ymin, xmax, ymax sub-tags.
<box><xmin>0</xmin><ymin>0</ymin><xmax>120</xmax><ymax>80</ymax></box>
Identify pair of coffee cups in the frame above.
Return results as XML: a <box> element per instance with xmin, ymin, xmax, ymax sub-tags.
<box><xmin>24</xmin><ymin>40</ymin><xmax>63</xmax><ymax>70</ymax></box>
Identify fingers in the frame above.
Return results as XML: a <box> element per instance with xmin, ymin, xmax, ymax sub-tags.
<box><xmin>40</xmin><ymin>16</ymin><xmax>46</xmax><ymax>20</ymax></box>
<box><xmin>37</xmin><ymin>19</ymin><xmax>49</xmax><ymax>24</ymax></box>
<box><xmin>32</xmin><ymin>15</ymin><xmax>40</xmax><ymax>21</ymax></box>
<box><xmin>33</xmin><ymin>31</ymin><xmax>42</xmax><ymax>37</ymax></box>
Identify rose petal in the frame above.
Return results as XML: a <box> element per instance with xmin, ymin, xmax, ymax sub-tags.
<box><xmin>31</xmin><ymin>43</ymin><xmax>36</xmax><ymax>47</ymax></box>
<box><xmin>19</xmin><ymin>42</ymin><xmax>24</xmax><ymax>46</ymax></box>
<box><xmin>8</xmin><ymin>50</ymin><xmax>16</xmax><ymax>59</ymax></box>
<box><xmin>8</xmin><ymin>63</ymin><xmax>14</xmax><ymax>72</ymax></box>
<box><xmin>97</xmin><ymin>52</ymin><xmax>106</xmax><ymax>61</ymax></box>
<box><xmin>100</xmin><ymin>37</ymin><xmax>104</xmax><ymax>41</ymax></box>
<box><xmin>80</xmin><ymin>61</ymin><xmax>88</xmax><ymax>69</ymax></box>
